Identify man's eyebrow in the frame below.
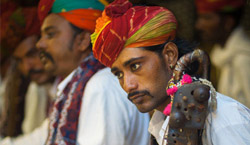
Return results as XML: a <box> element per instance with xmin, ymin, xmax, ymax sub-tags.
<box><xmin>111</xmin><ymin>56</ymin><xmax>145</xmax><ymax>73</ymax></box>
<box><xmin>42</xmin><ymin>26</ymin><xmax>56</xmax><ymax>33</ymax></box>
<box><xmin>123</xmin><ymin>56</ymin><xmax>145</xmax><ymax>67</ymax></box>
<box><xmin>111</xmin><ymin>67</ymin><xmax>118</xmax><ymax>73</ymax></box>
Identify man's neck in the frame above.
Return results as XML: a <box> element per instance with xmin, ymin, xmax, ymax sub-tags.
<box><xmin>156</xmin><ymin>96</ymin><xmax>171</xmax><ymax>112</ymax></box>
<box><xmin>61</xmin><ymin>50</ymin><xmax>92</xmax><ymax>78</ymax></box>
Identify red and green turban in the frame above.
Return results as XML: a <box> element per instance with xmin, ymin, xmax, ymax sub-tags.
<box><xmin>38</xmin><ymin>0</ymin><xmax>108</xmax><ymax>33</ymax></box>
<box><xmin>195</xmin><ymin>0</ymin><xmax>245</xmax><ymax>14</ymax></box>
<box><xmin>0</xmin><ymin>3</ymin><xmax>40</xmax><ymax>65</ymax></box>
<box><xmin>91</xmin><ymin>0</ymin><xmax>177</xmax><ymax>67</ymax></box>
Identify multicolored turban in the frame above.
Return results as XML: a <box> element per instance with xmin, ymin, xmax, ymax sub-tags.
<box><xmin>38</xmin><ymin>0</ymin><xmax>108</xmax><ymax>33</ymax></box>
<box><xmin>195</xmin><ymin>0</ymin><xmax>245</xmax><ymax>14</ymax></box>
<box><xmin>91</xmin><ymin>0</ymin><xmax>177</xmax><ymax>67</ymax></box>
<box><xmin>0</xmin><ymin>3</ymin><xmax>40</xmax><ymax>66</ymax></box>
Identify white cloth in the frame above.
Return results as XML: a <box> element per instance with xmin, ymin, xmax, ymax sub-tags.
<box><xmin>0</xmin><ymin>78</ymin><xmax>6</xmax><ymax>123</ymax></box>
<box><xmin>0</xmin><ymin>79</ymin><xmax>53</xmax><ymax>139</ymax></box>
<box><xmin>210</xmin><ymin>27</ymin><xmax>250</xmax><ymax>108</ymax></box>
<box><xmin>1</xmin><ymin>67</ymin><xmax>150</xmax><ymax>145</ymax></box>
<box><xmin>0</xmin><ymin>120</ymin><xmax>49</xmax><ymax>145</ymax></box>
<box><xmin>148</xmin><ymin>93</ymin><xmax>250</xmax><ymax>145</ymax></box>
<box><xmin>22</xmin><ymin>82</ymin><xmax>51</xmax><ymax>134</ymax></box>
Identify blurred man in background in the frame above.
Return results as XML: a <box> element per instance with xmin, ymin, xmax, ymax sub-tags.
<box><xmin>195</xmin><ymin>0</ymin><xmax>250</xmax><ymax>108</ymax></box>
<box><xmin>0</xmin><ymin>3</ymin><xmax>55</xmax><ymax>139</ymax></box>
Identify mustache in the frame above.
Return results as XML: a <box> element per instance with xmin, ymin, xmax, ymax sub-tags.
<box><xmin>39</xmin><ymin>51</ymin><xmax>54</xmax><ymax>63</ymax></box>
<box><xmin>28</xmin><ymin>69</ymin><xmax>44</xmax><ymax>76</ymax></box>
<box><xmin>127</xmin><ymin>90</ymin><xmax>152</xmax><ymax>100</ymax></box>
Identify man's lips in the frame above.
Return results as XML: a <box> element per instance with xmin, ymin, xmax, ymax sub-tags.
<box><xmin>128</xmin><ymin>93</ymin><xmax>146</xmax><ymax>104</ymax></box>
<box><xmin>39</xmin><ymin>51</ymin><xmax>54</xmax><ymax>64</ymax></box>
<box><xmin>40</xmin><ymin>56</ymin><xmax>48</xmax><ymax>64</ymax></box>
<box><xmin>129</xmin><ymin>93</ymin><xmax>143</xmax><ymax>100</ymax></box>
<box><xmin>130</xmin><ymin>95</ymin><xmax>144</xmax><ymax>104</ymax></box>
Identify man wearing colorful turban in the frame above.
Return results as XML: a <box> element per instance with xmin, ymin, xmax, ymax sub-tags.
<box><xmin>33</xmin><ymin>0</ymin><xmax>150</xmax><ymax>145</ymax></box>
<box><xmin>0</xmin><ymin>3</ymin><xmax>56</xmax><ymax>141</ymax></box>
<box><xmin>92</xmin><ymin>0</ymin><xmax>250</xmax><ymax>145</ymax></box>
<box><xmin>195</xmin><ymin>0</ymin><xmax>250</xmax><ymax>108</ymax></box>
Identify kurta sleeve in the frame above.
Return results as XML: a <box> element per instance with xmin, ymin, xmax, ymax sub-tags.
<box><xmin>203</xmin><ymin>94</ymin><xmax>250</xmax><ymax>145</ymax></box>
<box><xmin>211</xmin><ymin>123</ymin><xmax>250</xmax><ymax>145</ymax></box>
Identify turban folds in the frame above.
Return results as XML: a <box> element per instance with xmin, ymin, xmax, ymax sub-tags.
<box><xmin>38</xmin><ymin>0</ymin><xmax>108</xmax><ymax>33</ymax></box>
<box><xmin>91</xmin><ymin>0</ymin><xmax>177</xmax><ymax>67</ymax></box>
<box><xmin>195</xmin><ymin>0</ymin><xmax>245</xmax><ymax>13</ymax></box>
<box><xmin>0</xmin><ymin>3</ymin><xmax>40</xmax><ymax>65</ymax></box>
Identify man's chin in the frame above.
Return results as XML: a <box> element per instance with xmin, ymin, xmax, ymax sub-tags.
<box><xmin>44</xmin><ymin>63</ymin><xmax>56</xmax><ymax>73</ymax></box>
<box><xmin>136</xmin><ymin>104</ymin><xmax>154</xmax><ymax>113</ymax></box>
<box><xmin>33</xmin><ymin>77</ymin><xmax>51</xmax><ymax>85</ymax></box>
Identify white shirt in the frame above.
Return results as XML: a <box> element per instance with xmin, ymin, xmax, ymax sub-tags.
<box><xmin>0</xmin><ymin>67</ymin><xmax>150</xmax><ymax>145</ymax></box>
<box><xmin>148</xmin><ymin>93</ymin><xmax>250</xmax><ymax>145</ymax></box>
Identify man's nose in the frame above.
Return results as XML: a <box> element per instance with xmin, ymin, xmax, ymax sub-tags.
<box><xmin>123</xmin><ymin>74</ymin><xmax>138</xmax><ymax>93</ymax></box>
<box><xmin>36</xmin><ymin>37</ymin><xmax>46</xmax><ymax>51</ymax></box>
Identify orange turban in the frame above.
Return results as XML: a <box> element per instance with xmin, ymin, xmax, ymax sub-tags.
<box><xmin>38</xmin><ymin>0</ymin><xmax>108</xmax><ymax>33</ymax></box>
<box><xmin>91</xmin><ymin>0</ymin><xmax>177</xmax><ymax>67</ymax></box>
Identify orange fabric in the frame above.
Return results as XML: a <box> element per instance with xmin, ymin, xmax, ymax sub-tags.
<box><xmin>125</xmin><ymin>31</ymin><xmax>176</xmax><ymax>49</ymax></box>
<box><xmin>59</xmin><ymin>9</ymin><xmax>102</xmax><ymax>33</ymax></box>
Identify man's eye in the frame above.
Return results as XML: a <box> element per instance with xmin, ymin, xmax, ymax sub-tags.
<box><xmin>131</xmin><ymin>63</ymin><xmax>140</xmax><ymax>71</ymax></box>
<box><xmin>47</xmin><ymin>32</ymin><xmax>56</xmax><ymax>39</ymax></box>
<box><xmin>115</xmin><ymin>72</ymin><xmax>123</xmax><ymax>79</ymax></box>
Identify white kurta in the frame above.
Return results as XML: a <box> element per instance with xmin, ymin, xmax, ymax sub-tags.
<box><xmin>0</xmin><ymin>68</ymin><xmax>150</xmax><ymax>145</ymax></box>
<box><xmin>210</xmin><ymin>27</ymin><xmax>250</xmax><ymax>108</ymax></box>
<box><xmin>0</xmin><ymin>79</ymin><xmax>54</xmax><ymax>137</ymax></box>
<box><xmin>148</xmin><ymin>93</ymin><xmax>250</xmax><ymax>145</ymax></box>
<box><xmin>22</xmin><ymin>82</ymin><xmax>51</xmax><ymax>134</ymax></box>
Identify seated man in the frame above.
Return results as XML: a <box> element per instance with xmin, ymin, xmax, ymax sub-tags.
<box><xmin>91</xmin><ymin>0</ymin><xmax>250</xmax><ymax>145</ymax></box>
<box><xmin>195</xmin><ymin>0</ymin><xmax>250</xmax><ymax>108</ymax></box>
<box><xmin>0</xmin><ymin>5</ymin><xmax>55</xmax><ymax>138</ymax></box>
<box><xmin>0</xmin><ymin>0</ymin><xmax>150</xmax><ymax>144</ymax></box>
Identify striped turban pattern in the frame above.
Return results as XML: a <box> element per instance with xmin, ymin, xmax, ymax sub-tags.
<box><xmin>91</xmin><ymin>0</ymin><xmax>177</xmax><ymax>67</ymax></box>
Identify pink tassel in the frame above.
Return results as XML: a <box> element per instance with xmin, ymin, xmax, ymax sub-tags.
<box><xmin>166</xmin><ymin>86</ymin><xmax>178</xmax><ymax>96</ymax></box>
<box><xmin>163</xmin><ymin>103</ymin><xmax>172</xmax><ymax>116</ymax></box>
<box><xmin>181</xmin><ymin>74</ymin><xmax>192</xmax><ymax>84</ymax></box>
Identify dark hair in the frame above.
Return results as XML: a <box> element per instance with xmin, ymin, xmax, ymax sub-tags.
<box><xmin>70</xmin><ymin>23</ymin><xmax>83</xmax><ymax>35</ymax></box>
<box><xmin>143</xmin><ymin>38</ymin><xmax>199</xmax><ymax>75</ymax></box>
<box><xmin>143</xmin><ymin>37</ymin><xmax>197</xmax><ymax>59</ymax></box>
<box><xmin>69</xmin><ymin>23</ymin><xmax>92</xmax><ymax>50</ymax></box>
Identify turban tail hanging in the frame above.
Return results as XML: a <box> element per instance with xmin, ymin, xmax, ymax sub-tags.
<box><xmin>91</xmin><ymin>0</ymin><xmax>177</xmax><ymax>67</ymax></box>
<box><xmin>38</xmin><ymin>0</ymin><xmax>108</xmax><ymax>33</ymax></box>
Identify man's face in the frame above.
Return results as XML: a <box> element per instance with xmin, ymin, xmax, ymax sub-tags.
<box><xmin>13</xmin><ymin>35</ymin><xmax>52</xmax><ymax>85</ymax></box>
<box><xmin>111</xmin><ymin>47</ymin><xmax>172</xmax><ymax>113</ymax></box>
<box><xmin>195</xmin><ymin>12</ymin><xmax>224</xmax><ymax>45</ymax></box>
<box><xmin>36</xmin><ymin>14</ymin><xmax>79</xmax><ymax>78</ymax></box>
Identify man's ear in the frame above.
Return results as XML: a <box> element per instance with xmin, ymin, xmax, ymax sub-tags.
<box><xmin>162</xmin><ymin>42</ymin><xmax>178</xmax><ymax>68</ymax></box>
<box><xmin>74</xmin><ymin>31</ymin><xmax>91</xmax><ymax>52</ymax></box>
